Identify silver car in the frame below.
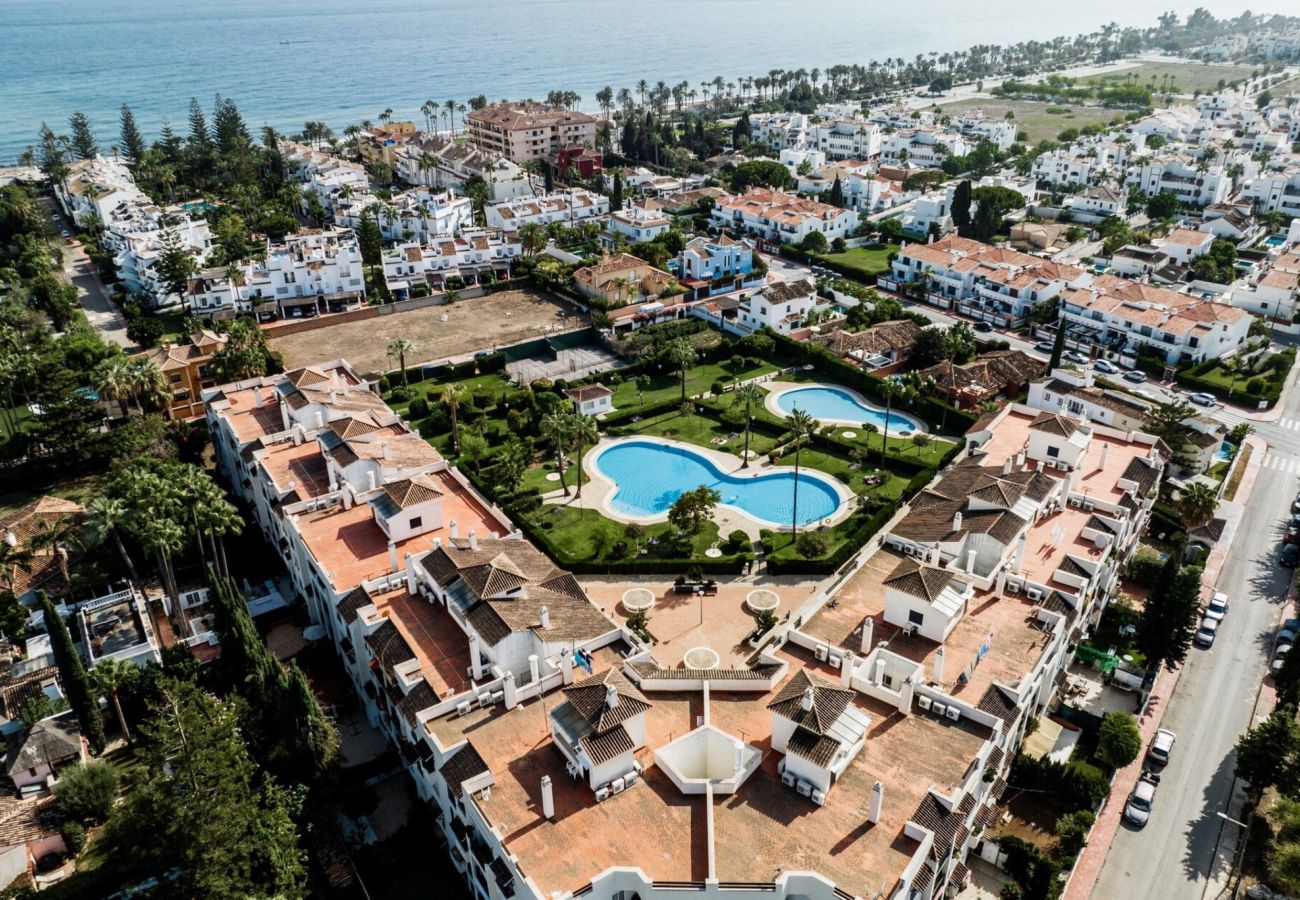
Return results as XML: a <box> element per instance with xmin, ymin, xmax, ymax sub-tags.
<box><xmin>1194</xmin><ymin>617</ymin><xmax>1219</xmax><ymax>647</ymax></box>
<box><xmin>1125</xmin><ymin>778</ymin><xmax>1156</xmax><ymax>826</ymax></box>
<box><xmin>1148</xmin><ymin>729</ymin><xmax>1176</xmax><ymax>765</ymax></box>
<box><xmin>1204</xmin><ymin>591</ymin><xmax>1228</xmax><ymax>622</ymax></box>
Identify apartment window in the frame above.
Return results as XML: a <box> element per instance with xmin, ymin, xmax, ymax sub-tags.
<box><xmin>908</xmin><ymin>609</ymin><xmax>924</xmax><ymax>626</ymax></box>
<box><xmin>409</xmin><ymin>516</ymin><xmax>423</xmax><ymax>530</ymax></box>
<box><xmin>1046</xmin><ymin>446</ymin><xmax>1060</xmax><ymax>458</ymax></box>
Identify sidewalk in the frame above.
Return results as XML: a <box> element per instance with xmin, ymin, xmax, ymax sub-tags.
<box><xmin>1063</xmin><ymin>434</ymin><xmax>1266</xmax><ymax>900</ymax></box>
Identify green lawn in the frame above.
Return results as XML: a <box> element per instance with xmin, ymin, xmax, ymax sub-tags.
<box><xmin>938</xmin><ymin>97</ymin><xmax>1121</xmax><ymax>144</ymax></box>
<box><xmin>0</xmin><ymin>405</ymin><xmax>33</xmax><ymax>439</ymax></box>
<box><xmin>531</xmin><ymin>505</ymin><xmax>735</xmax><ymax>564</ymax></box>
<box><xmin>623</xmin><ymin>410</ymin><xmax>782</xmax><ymax>459</ymax></box>
<box><xmin>610</xmin><ymin>358</ymin><xmax>780</xmax><ymax>409</ymax></box>
<box><xmin>815</xmin><ymin>243</ymin><xmax>899</xmax><ymax>281</ymax></box>
<box><xmin>0</xmin><ymin>472</ymin><xmax>106</xmax><ymax>518</ymax></box>
<box><xmin>1079</xmin><ymin>61</ymin><xmax>1257</xmax><ymax>96</ymax></box>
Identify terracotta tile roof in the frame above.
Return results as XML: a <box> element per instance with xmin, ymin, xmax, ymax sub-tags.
<box><xmin>580</xmin><ymin>723</ymin><xmax>635</xmax><ymax>766</ymax></box>
<box><xmin>336</xmin><ymin>587</ymin><xmax>372</xmax><ymax>625</ymax></box>
<box><xmin>763</xmin><ymin>279</ymin><xmax>816</xmax><ymax>304</ymax></box>
<box><xmin>785</xmin><ymin>727</ymin><xmax>842</xmax><ymax>767</ymax></box>
<box><xmin>382</xmin><ymin>474</ymin><xmax>445</xmax><ymax>509</ymax></box>
<box><xmin>328</xmin><ymin>411</ymin><xmax>386</xmax><ymax>440</ymax></box>
<box><xmin>467</xmin><ymin>101</ymin><xmax>596</xmax><ymax>131</ymax></box>
<box><xmin>0</xmin><ymin>667</ymin><xmax>59</xmax><ymax>723</ymax></box>
<box><xmin>883</xmin><ymin>558</ymin><xmax>964</xmax><ymax>603</ymax></box>
<box><xmin>1029</xmin><ymin>411</ymin><xmax>1083</xmax><ymax>437</ymax></box>
<box><xmin>4</xmin><ymin>713</ymin><xmax>82</xmax><ymax>775</ymax></box>
<box><xmin>0</xmin><ymin>792</ymin><xmax>60</xmax><ymax>849</ymax></box>
<box><xmin>562</xmin><ymin>668</ymin><xmax>651</xmax><ymax>733</ymax></box>
<box><xmin>625</xmin><ymin>660</ymin><xmax>781</xmax><ymax>681</ymax></box>
<box><xmin>767</xmin><ymin>669</ymin><xmax>853</xmax><ymax>736</ymax></box>
<box><xmin>1121</xmin><ymin>456</ymin><xmax>1160</xmax><ymax>497</ymax></box>
<box><xmin>365</xmin><ymin>619</ymin><xmax>416</xmax><ymax>674</ymax></box>
<box><xmin>440</xmin><ymin>740</ymin><xmax>490</xmax><ymax>798</ymax></box>
<box><xmin>1164</xmin><ymin>227</ymin><xmax>1212</xmax><ymax>247</ymax></box>
<box><xmin>566</xmin><ymin>383</ymin><xmax>613</xmax><ymax>403</ymax></box>
<box><xmin>394</xmin><ymin>679</ymin><xmax>439</xmax><ymax>727</ymax></box>
<box><xmin>976</xmin><ymin>684</ymin><xmax>1019</xmax><ymax>724</ymax></box>
<box><xmin>919</xmin><ymin>350</ymin><xmax>1045</xmax><ymax>395</ymax></box>
<box><xmin>0</xmin><ymin>496</ymin><xmax>86</xmax><ymax>598</ymax></box>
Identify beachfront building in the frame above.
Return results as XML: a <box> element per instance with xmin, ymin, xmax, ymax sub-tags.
<box><xmin>1057</xmin><ymin>275</ymin><xmax>1252</xmax><ymax>364</ymax></box>
<box><xmin>333</xmin><ymin>187</ymin><xmax>473</xmax><ymax>243</ymax></box>
<box><xmin>54</xmin><ymin>155</ymin><xmax>141</xmax><ymax>228</ymax></box>
<box><xmin>356</xmin><ymin>122</ymin><xmax>418</xmax><ymax>169</ymax></box>
<box><xmin>711</xmin><ymin>189</ymin><xmax>858</xmax><ymax>246</ymax></box>
<box><xmin>466</xmin><ymin>102</ymin><xmax>599</xmax><ymax>164</ymax></box>
<box><xmin>809</xmin><ymin>120</ymin><xmax>882</xmax><ymax>159</ymax></box>
<box><xmin>485</xmin><ymin>189</ymin><xmax>610</xmax><ymax>230</ymax></box>
<box><xmin>393</xmin><ymin>133</ymin><xmax>534</xmax><ymax>202</ymax></box>
<box><xmin>381</xmin><ymin>227</ymin><xmax>522</xmax><ymax>293</ymax></box>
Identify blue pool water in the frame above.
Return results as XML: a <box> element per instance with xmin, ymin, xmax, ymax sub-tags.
<box><xmin>1265</xmin><ymin>234</ymin><xmax>1287</xmax><ymax>247</ymax></box>
<box><xmin>775</xmin><ymin>386</ymin><xmax>922</xmax><ymax>434</ymax></box>
<box><xmin>1214</xmin><ymin>441</ymin><xmax>1234</xmax><ymax>464</ymax></box>
<box><xmin>595</xmin><ymin>440</ymin><xmax>842</xmax><ymax>528</ymax></box>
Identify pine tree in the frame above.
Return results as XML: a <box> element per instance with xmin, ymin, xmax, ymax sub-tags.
<box><xmin>40</xmin><ymin>593</ymin><xmax>105</xmax><ymax>752</ymax></box>
<box><xmin>68</xmin><ymin>112</ymin><xmax>98</xmax><ymax>160</ymax></box>
<box><xmin>212</xmin><ymin>96</ymin><xmax>251</xmax><ymax>158</ymax></box>
<box><xmin>1136</xmin><ymin>545</ymin><xmax>1201</xmax><ymax>671</ymax></box>
<box><xmin>119</xmin><ymin>104</ymin><xmax>146</xmax><ymax>165</ymax></box>
<box><xmin>828</xmin><ymin>175</ymin><xmax>845</xmax><ymax>208</ymax></box>
<box><xmin>155</xmin><ymin>228</ymin><xmax>197</xmax><ymax>303</ymax></box>
<box><xmin>37</xmin><ymin>124</ymin><xmax>68</xmax><ymax>183</ymax></box>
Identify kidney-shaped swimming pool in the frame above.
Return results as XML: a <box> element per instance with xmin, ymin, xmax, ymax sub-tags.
<box><xmin>773</xmin><ymin>384</ymin><xmax>923</xmax><ymax>434</ymax></box>
<box><xmin>593</xmin><ymin>439</ymin><xmax>844</xmax><ymax>528</ymax></box>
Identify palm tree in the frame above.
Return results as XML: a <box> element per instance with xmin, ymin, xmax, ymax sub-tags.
<box><xmin>1177</xmin><ymin>483</ymin><xmax>1218</xmax><ymax>529</ymax></box>
<box><xmin>540</xmin><ymin>412</ymin><xmax>574</xmax><ymax>495</ymax></box>
<box><xmin>568</xmin><ymin>413</ymin><xmax>599</xmax><ymax>499</ymax></box>
<box><xmin>91</xmin><ymin>658</ymin><xmax>136</xmax><ymax>743</ymax></box>
<box><xmin>31</xmin><ymin>517</ymin><xmax>75</xmax><ymax>588</ymax></box>
<box><xmin>387</xmin><ymin>338</ymin><xmax>413</xmax><ymax>388</ymax></box>
<box><xmin>877</xmin><ymin>379</ymin><xmax>900</xmax><ymax>466</ymax></box>
<box><xmin>787</xmin><ymin>409</ymin><xmax>817</xmax><ymax>541</ymax></box>
<box><xmin>665</xmin><ymin>338</ymin><xmax>697</xmax><ymax>402</ymax></box>
<box><xmin>420</xmin><ymin>100</ymin><xmax>437</xmax><ymax>133</ymax></box>
<box><xmin>87</xmin><ymin>496</ymin><xmax>139</xmax><ymax>582</ymax></box>
<box><xmin>732</xmin><ymin>383</ymin><xmax>765</xmax><ymax>469</ymax></box>
<box><xmin>93</xmin><ymin>356</ymin><xmax>133</xmax><ymax>417</ymax></box>
<box><xmin>519</xmin><ymin>222</ymin><xmax>547</xmax><ymax>256</ymax></box>
<box><xmin>126</xmin><ymin>356</ymin><xmax>170</xmax><ymax>413</ymax></box>
<box><xmin>138</xmin><ymin>517</ymin><xmax>185</xmax><ymax>632</ymax></box>
<box><xmin>0</xmin><ymin>540</ymin><xmax>33</xmax><ymax>595</ymax></box>
<box><xmin>442</xmin><ymin>384</ymin><xmax>468</xmax><ymax>452</ymax></box>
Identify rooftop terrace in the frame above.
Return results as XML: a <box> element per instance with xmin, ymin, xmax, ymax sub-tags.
<box><xmin>370</xmin><ymin>586</ymin><xmax>471</xmax><ymax>700</ymax></box>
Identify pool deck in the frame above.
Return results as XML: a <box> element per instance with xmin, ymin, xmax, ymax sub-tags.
<box><xmin>562</xmin><ymin>435</ymin><xmax>856</xmax><ymax>537</ymax></box>
<box><xmin>762</xmin><ymin>381</ymin><xmax>926</xmax><ymax>435</ymax></box>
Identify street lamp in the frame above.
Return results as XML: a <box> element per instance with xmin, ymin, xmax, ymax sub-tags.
<box><xmin>1216</xmin><ymin>809</ymin><xmax>1252</xmax><ymax>893</ymax></box>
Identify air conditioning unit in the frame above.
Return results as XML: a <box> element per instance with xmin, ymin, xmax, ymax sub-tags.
<box><xmin>624</xmin><ymin>770</ymin><xmax>639</xmax><ymax>787</ymax></box>
<box><xmin>903</xmin><ymin>624</ymin><xmax>918</xmax><ymax>637</ymax></box>
<box><xmin>1006</xmin><ymin>581</ymin><xmax>1021</xmax><ymax>594</ymax></box>
<box><xmin>595</xmin><ymin>786</ymin><xmax>610</xmax><ymax>802</ymax></box>
<box><xmin>830</xmin><ymin>653</ymin><xmax>843</xmax><ymax>669</ymax></box>
<box><xmin>478</xmin><ymin>692</ymin><xmax>493</xmax><ymax>708</ymax></box>
<box><xmin>815</xmin><ymin>644</ymin><xmax>829</xmax><ymax>662</ymax></box>
<box><xmin>781</xmin><ymin>770</ymin><xmax>797</xmax><ymax>788</ymax></box>
<box><xmin>917</xmin><ymin>695</ymin><xmax>933</xmax><ymax>711</ymax></box>
<box><xmin>1083</xmin><ymin>500</ymin><xmax>1095</xmax><ymax>511</ymax></box>
<box><xmin>946</xmin><ymin>705</ymin><xmax>962</xmax><ymax>722</ymax></box>
<box><xmin>611</xmin><ymin>777</ymin><xmax>626</xmax><ymax>794</ymax></box>
<box><xmin>932</xmin><ymin>702</ymin><xmax>947</xmax><ymax>718</ymax></box>
<box><xmin>1026</xmin><ymin>588</ymin><xmax>1042</xmax><ymax>601</ymax></box>
<box><xmin>811</xmin><ymin>788</ymin><xmax>827</xmax><ymax>806</ymax></box>
<box><xmin>796</xmin><ymin>780</ymin><xmax>813</xmax><ymax>798</ymax></box>
<box><xmin>456</xmin><ymin>700</ymin><xmax>472</xmax><ymax>717</ymax></box>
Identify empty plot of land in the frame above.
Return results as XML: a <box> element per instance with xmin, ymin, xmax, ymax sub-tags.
<box><xmin>270</xmin><ymin>288</ymin><xmax>587</xmax><ymax>377</ymax></box>
<box><xmin>1079</xmin><ymin>61</ymin><xmax>1257</xmax><ymax>96</ymax></box>
<box><xmin>938</xmin><ymin>98</ymin><xmax>1120</xmax><ymax>144</ymax></box>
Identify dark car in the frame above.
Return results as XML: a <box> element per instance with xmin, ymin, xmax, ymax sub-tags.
<box><xmin>974</xmin><ymin>321</ymin><xmax>993</xmax><ymax>333</ymax></box>
<box><xmin>1282</xmin><ymin>543</ymin><xmax>1300</xmax><ymax>567</ymax></box>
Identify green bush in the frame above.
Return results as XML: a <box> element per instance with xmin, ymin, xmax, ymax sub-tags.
<box><xmin>1246</xmin><ymin>377</ymin><xmax>1264</xmax><ymax>396</ymax></box>
<box><xmin>61</xmin><ymin>821</ymin><xmax>85</xmax><ymax>857</ymax></box>
<box><xmin>1098</xmin><ymin>711</ymin><xmax>1142</xmax><ymax>768</ymax></box>
<box><xmin>711</xmin><ymin>380</ymin><xmax>727</xmax><ymax>396</ymax></box>
<box><xmin>1125</xmin><ymin>551</ymin><xmax>1165</xmax><ymax>588</ymax></box>
<box><xmin>389</xmin><ymin>387</ymin><xmax>410</xmax><ymax>403</ymax></box>
<box><xmin>408</xmin><ymin>397</ymin><xmax>429</xmax><ymax>419</ymax></box>
<box><xmin>378</xmin><ymin>376</ymin><xmax>391</xmax><ymax>393</ymax></box>
<box><xmin>1054</xmin><ymin>810</ymin><xmax>1096</xmax><ymax>857</ymax></box>
<box><xmin>53</xmin><ymin>761</ymin><xmax>118</xmax><ymax>824</ymax></box>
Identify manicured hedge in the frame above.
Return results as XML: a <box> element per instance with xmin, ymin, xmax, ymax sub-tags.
<box><xmin>1173</xmin><ymin>348</ymin><xmax>1295</xmax><ymax>408</ymax></box>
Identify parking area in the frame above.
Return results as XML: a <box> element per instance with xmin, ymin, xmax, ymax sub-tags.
<box><xmin>269</xmin><ymin>288</ymin><xmax>588</xmax><ymax>377</ymax></box>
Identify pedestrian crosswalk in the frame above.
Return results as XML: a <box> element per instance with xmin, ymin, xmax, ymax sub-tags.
<box><xmin>1261</xmin><ymin>450</ymin><xmax>1300</xmax><ymax>474</ymax></box>
<box><xmin>1277</xmin><ymin>418</ymin><xmax>1300</xmax><ymax>432</ymax></box>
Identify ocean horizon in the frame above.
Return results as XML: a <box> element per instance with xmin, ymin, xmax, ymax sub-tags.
<box><xmin>1</xmin><ymin>0</ymin><xmax>1293</xmax><ymax>164</ymax></box>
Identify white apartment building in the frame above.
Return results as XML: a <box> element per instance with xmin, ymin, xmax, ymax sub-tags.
<box><xmin>899</xmin><ymin>189</ymin><xmax>953</xmax><ymax>238</ymax></box>
<box><xmin>1231</xmin><ymin>251</ymin><xmax>1300</xmax><ymax>321</ymax></box>
<box><xmin>750</xmin><ymin>112</ymin><xmax>811</xmax><ymax>151</ymax></box>
<box><xmin>880</xmin><ymin>129</ymin><xmax>969</xmax><ymax>167</ymax></box>
<box><xmin>1126</xmin><ymin>157</ymin><xmax>1231</xmax><ymax>207</ymax></box>
<box><xmin>1032</xmin><ymin>150</ymin><xmax>1096</xmax><ymax>188</ymax></box>
<box><xmin>711</xmin><ymin>189</ymin><xmax>858</xmax><ymax>245</ymax></box>
<box><xmin>950</xmin><ymin>116</ymin><xmax>1018</xmax><ymax>151</ymax></box>
<box><xmin>280</xmin><ymin>141</ymin><xmax>371</xmax><ymax>212</ymax></box>
<box><xmin>1058</xmin><ymin>274</ymin><xmax>1251</xmax><ymax>364</ymax></box>
<box><xmin>393</xmin><ymin>132</ymin><xmax>535</xmax><ymax>202</ymax></box>
<box><xmin>240</xmin><ymin>227</ymin><xmax>366</xmax><ymax>319</ymax></box>
<box><xmin>334</xmin><ymin>187</ymin><xmax>473</xmax><ymax>243</ymax></box>
<box><xmin>381</xmin><ymin>227</ymin><xmax>522</xmax><ymax>292</ymax></box>
<box><xmin>1064</xmin><ymin>185</ymin><xmax>1124</xmax><ymax>220</ymax></box>
<box><xmin>736</xmin><ymin>279</ymin><xmax>819</xmax><ymax>333</ymax></box>
<box><xmin>105</xmin><ymin>214</ymin><xmax>214</xmax><ymax>310</ymax></box>
<box><xmin>55</xmin><ymin>155</ymin><xmax>142</xmax><ymax>228</ymax></box>
<box><xmin>1241</xmin><ymin>169</ymin><xmax>1300</xmax><ymax>218</ymax></box>
<box><xmin>808</xmin><ymin>120</ymin><xmax>882</xmax><ymax>159</ymax></box>
<box><xmin>605</xmin><ymin>203</ymin><xmax>672</xmax><ymax>244</ymax></box>
<box><xmin>485</xmin><ymin>189</ymin><xmax>610</xmax><ymax>230</ymax></box>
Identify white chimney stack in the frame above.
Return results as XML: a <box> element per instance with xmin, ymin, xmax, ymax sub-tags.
<box><xmin>539</xmin><ymin>605</ymin><xmax>550</xmax><ymax>629</ymax></box>
<box><xmin>734</xmin><ymin>740</ymin><xmax>745</xmax><ymax>775</ymax></box>
<box><xmin>841</xmin><ymin>650</ymin><xmax>854</xmax><ymax>687</ymax></box>
<box><xmin>330</xmin><ymin>389</ymin><xmax>338</xmax><ymax>405</ymax></box>
<box><xmin>541</xmin><ymin>775</ymin><xmax>555</xmax><ymax>819</ymax></box>
<box><xmin>342</xmin><ymin>487</ymin><xmax>354</xmax><ymax>510</ymax></box>
<box><xmin>528</xmin><ymin>654</ymin><xmax>540</xmax><ymax>685</ymax></box>
<box><xmin>860</xmin><ymin>616</ymin><xmax>874</xmax><ymax>653</ymax></box>
<box><xmin>967</xmin><ymin>548</ymin><xmax>978</xmax><ymax>574</ymax></box>
<box><xmin>801</xmin><ymin>686</ymin><xmax>815</xmax><ymax>712</ymax></box>
<box><xmin>933</xmin><ymin>646</ymin><xmax>946</xmax><ymax>684</ymax></box>
<box><xmin>952</xmin><ymin>511</ymin><xmax>963</xmax><ymax>533</ymax></box>
<box><xmin>449</xmin><ymin>520</ymin><xmax>459</xmax><ymax>540</ymax></box>
<box><xmin>875</xmin><ymin>657</ymin><xmax>886</xmax><ymax>686</ymax></box>
<box><xmin>898</xmin><ymin>677</ymin><xmax>914</xmax><ymax>714</ymax></box>
<box><xmin>316</xmin><ymin>411</ymin><xmax>325</xmax><ymax>429</ymax></box>
<box><xmin>1099</xmin><ymin>442</ymin><xmax>1109</xmax><ymax>472</ymax></box>
<box><xmin>1002</xmin><ymin>457</ymin><xmax>1012</xmax><ymax>475</ymax></box>
<box><xmin>387</xmin><ymin>541</ymin><xmax>399</xmax><ymax>573</ymax></box>
<box><xmin>404</xmin><ymin>552</ymin><xmax>417</xmax><ymax>593</ymax></box>
<box><xmin>606</xmin><ymin>684</ymin><xmax>619</xmax><ymax>709</ymax></box>
<box><xmin>868</xmin><ymin>780</ymin><xmax>884</xmax><ymax>824</ymax></box>
<box><xmin>468</xmin><ymin>530</ymin><xmax>478</xmax><ymax>551</ymax></box>
<box><xmin>1015</xmin><ymin>531</ymin><xmax>1027</xmax><ymax>573</ymax></box>
<box><xmin>367</xmin><ymin>470</ymin><xmax>377</xmax><ymax>491</ymax></box>
<box><xmin>3</xmin><ymin>530</ymin><xmax>16</xmax><ymax>548</ymax></box>
<box><xmin>253</xmin><ymin>385</ymin><xmax>264</xmax><ymax>408</ymax></box>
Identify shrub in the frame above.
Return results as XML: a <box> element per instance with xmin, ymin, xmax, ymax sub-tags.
<box><xmin>53</xmin><ymin>761</ymin><xmax>118</xmax><ymax>824</ymax></box>
<box><xmin>711</xmin><ymin>380</ymin><xmax>726</xmax><ymax>396</ymax></box>
<box><xmin>1054</xmin><ymin>810</ymin><xmax>1096</xmax><ymax>857</ymax></box>
<box><xmin>378</xmin><ymin>376</ymin><xmax>391</xmax><ymax>393</ymax></box>
<box><xmin>726</xmin><ymin>530</ymin><xmax>750</xmax><ymax>551</ymax></box>
<box><xmin>62</xmin><ymin>821</ymin><xmax>85</xmax><ymax>857</ymax></box>
<box><xmin>1098</xmin><ymin>711</ymin><xmax>1142</xmax><ymax>768</ymax></box>
<box><xmin>796</xmin><ymin>532</ymin><xmax>830</xmax><ymax>559</ymax></box>
<box><xmin>408</xmin><ymin>397</ymin><xmax>429</xmax><ymax>419</ymax></box>
<box><xmin>1246</xmin><ymin>377</ymin><xmax>1265</xmax><ymax>396</ymax></box>
<box><xmin>389</xmin><ymin>387</ymin><xmax>410</xmax><ymax>403</ymax></box>
<box><xmin>1126</xmin><ymin>551</ymin><xmax>1165</xmax><ymax>588</ymax></box>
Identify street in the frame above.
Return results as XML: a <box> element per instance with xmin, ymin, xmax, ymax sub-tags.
<box><xmin>40</xmin><ymin>195</ymin><xmax>133</xmax><ymax>349</ymax></box>
<box><xmin>1090</xmin><ymin>388</ymin><xmax>1299</xmax><ymax>898</ymax></box>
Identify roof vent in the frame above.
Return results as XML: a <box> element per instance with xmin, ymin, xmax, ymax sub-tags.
<box><xmin>801</xmin><ymin>687</ymin><xmax>815</xmax><ymax>712</ymax></box>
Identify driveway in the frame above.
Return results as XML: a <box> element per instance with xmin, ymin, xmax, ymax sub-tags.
<box><xmin>1088</xmin><ymin>421</ymin><xmax>1296</xmax><ymax>897</ymax></box>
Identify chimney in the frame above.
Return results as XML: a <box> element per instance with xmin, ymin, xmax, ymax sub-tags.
<box><xmin>1002</xmin><ymin>457</ymin><xmax>1012</xmax><ymax>475</ymax></box>
<box><xmin>404</xmin><ymin>552</ymin><xmax>417</xmax><ymax>593</ymax></box>
<box><xmin>606</xmin><ymin>684</ymin><xmax>619</xmax><ymax>709</ymax></box>
<box><xmin>382</xmin><ymin>441</ymin><xmax>391</xmax><ymax>461</ymax></box>
<box><xmin>330</xmin><ymin>389</ymin><xmax>338</xmax><ymax>405</ymax></box>
<box><xmin>292</xmin><ymin>425</ymin><xmax>303</xmax><ymax>446</ymax></box>
<box><xmin>898</xmin><ymin>676</ymin><xmax>914</xmax><ymax>714</ymax></box>
<box><xmin>868</xmin><ymin>780</ymin><xmax>884</xmax><ymax>824</ymax></box>
<box><xmin>342</xmin><ymin>487</ymin><xmax>354</xmax><ymax>510</ymax></box>
<box><xmin>801</xmin><ymin>686</ymin><xmax>815</xmax><ymax>712</ymax></box>
<box><xmin>253</xmin><ymin>385</ymin><xmax>264</xmax><ymax>408</ymax></box>
<box><xmin>875</xmin><ymin>657</ymin><xmax>886</xmax><ymax>686</ymax></box>
<box><xmin>1015</xmin><ymin>532</ymin><xmax>1027</xmax><ymax>573</ymax></box>
<box><xmin>528</xmin><ymin>654</ymin><xmax>540</xmax><ymax>685</ymax></box>
<box><xmin>367</xmin><ymin>470</ymin><xmax>377</xmax><ymax>491</ymax></box>
<box><xmin>3</xmin><ymin>530</ymin><xmax>16</xmax><ymax>549</ymax></box>
<box><xmin>539</xmin><ymin>605</ymin><xmax>550</xmax><ymax>629</ymax></box>
<box><xmin>1098</xmin><ymin>442</ymin><xmax>1109</xmax><ymax>472</ymax></box>
<box><xmin>952</xmin><ymin>511</ymin><xmax>963</xmax><ymax>534</ymax></box>
<box><xmin>449</xmin><ymin>520</ymin><xmax>459</xmax><ymax>540</ymax></box>
<box><xmin>859</xmin><ymin>616</ymin><xmax>874</xmax><ymax>653</ymax></box>
<box><xmin>432</xmin><ymin>536</ymin><xmax>442</xmax><ymax>549</ymax></box>
<box><xmin>541</xmin><ymin>775</ymin><xmax>555</xmax><ymax>819</ymax></box>
<box><xmin>468</xmin><ymin>530</ymin><xmax>478</xmax><ymax>551</ymax></box>
<box><xmin>387</xmin><ymin>541</ymin><xmax>399</xmax><ymax>573</ymax></box>
<box><xmin>468</xmin><ymin>634</ymin><xmax>484</xmax><ymax>680</ymax></box>
<box><xmin>841</xmin><ymin>650</ymin><xmax>854</xmax><ymax>687</ymax></box>
<box><xmin>967</xmin><ymin>548</ymin><xmax>978</xmax><ymax>574</ymax></box>
<box><xmin>933</xmin><ymin>646</ymin><xmax>946</xmax><ymax>683</ymax></box>
<box><xmin>734</xmin><ymin>740</ymin><xmax>745</xmax><ymax>775</ymax></box>
<box><xmin>315</xmin><ymin>411</ymin><xmax>325</xmax><ymax>429</ymax></box>
<box><xmin>1015</xmin><ymin>450</ymin><xmax>1025</xmax><ymax>468</ymax></box>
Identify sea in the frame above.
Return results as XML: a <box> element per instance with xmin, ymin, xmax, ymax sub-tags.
<box><xmin>0</xmin><ymin>0</ymin><xmax>1294</xmax><ymax>164</ymax></box>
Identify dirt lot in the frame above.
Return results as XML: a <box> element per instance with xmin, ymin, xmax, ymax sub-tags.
<box><xmin>269</xmin><ymin>288</ymin><xmax>588</xmax><ymax>377</ymax></box>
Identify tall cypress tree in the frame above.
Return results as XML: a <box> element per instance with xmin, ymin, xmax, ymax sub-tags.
<box><xmin>41</xmin><ymin>593</ymin><xmax>105</xmax><ymax>752</ymax></box>
<box><xmin>119</xmin><ymin>104</ymin><xmax>146</xmax><ymax>165</ymax></box>
<box><xmin>951</xmin><ymin>179</ymin><xmax>973</xmax><ymax>237</ymax></box>
<box><xmin>611</xmin><ymin>171</ymin><xmax>623</xmax><ymax>211</ymax></box>
<box><xmin>828</xmin><ymin>175</ymin><xmax>845</xmax><ymax>208</ymax></box>
<box><xmin>1048</xmin><ymin>321</ymin><xmax>1067</xmax><ymax>371</ymax></box>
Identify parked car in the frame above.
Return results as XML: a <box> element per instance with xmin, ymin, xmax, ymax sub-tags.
<box><xmin>1194</xmin><ymin>617</ymin><xmax>1219</xmax><ymax>648</ymax></box>
<box><xmin>1204</xmin><ymin>592</ymin><xmax>1229</xmax><ymax>622</ymax></box>
<box><xmin>1035</xmin><ymin>341</ymin><xmax>1054</xmax><ymax>354</ymax></box>
<box><xmin>1287</xmin><ymin>526</ymin><xmax>1300</xmax><ymax>546</ymax></box>
<box><xmin>1123</xmin><ymin>370</ymin><xmax>1146</xmax><ymax>384</ymax></box>
<box><xmin>1189</xmin><ymin>392</ymin><xmax>1218</xmax><ymax>408</ymax></box>
<box><xmin>1284</xmin><ymin>543</ymin><xmax>1300</xmax><ymax>567</ymax></box>
<box><xmin>1291</xmin><ymin>495</ymin><xmax>1300</xmax><ymax>514</ymax></box>
<box><xmin>974</xmin><ymin>321</ymin><xmax>993</xmax><ymax>333</ymax></box>
<box><xmin>1066</xmin><ymin>351</ymin><xmax>1089</xmax><ymax>364</ymax></box>
<box><xmin>1148</xmin><ymin>729</ymin><xmax>1176</xmax><ymax>765</ymax></box>
<box><xmin>1124</xmin><ymin>777</ymin><xmax>1157</xmax><ymax>826</ymax></box>
<box><xmin>1093</xmin><ymin>359</ymin><xmax>1118</xmax><ymax>374</ymax></box>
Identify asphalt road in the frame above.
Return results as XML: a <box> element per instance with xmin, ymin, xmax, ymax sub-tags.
<box><xmin>1089</xmin><ymin>394</ymin><xmax>1299</xmax><ymax>899</ymax></box>
<box><xmin>40</xmin><ymin>196</ymin><xmax>133</xmax><ymax>349</ymax></box>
